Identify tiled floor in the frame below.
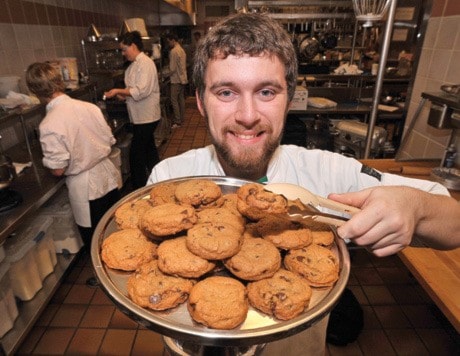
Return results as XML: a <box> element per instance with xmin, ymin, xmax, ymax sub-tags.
<box><xmin>16</xmin><ymin>98</ymin><xmax>459</xmax><ymax>355</ymax></box>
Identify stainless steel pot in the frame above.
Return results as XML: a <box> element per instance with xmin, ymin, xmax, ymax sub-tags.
<box><xmin>299</xmin><ymin>36</ymin><xmax>320</xmax><ymax>62</ymax></box>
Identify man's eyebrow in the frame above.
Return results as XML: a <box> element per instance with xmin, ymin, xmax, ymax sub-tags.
<box><xmin>209</xmin><ymin>81</ymin><xmax>233</xmax><ymax>90</ymax></box>
<box><xmin>209</xmin><ymin>80</ymin><xmax>285</xmax><ymax>91</ymax></box>
<box><xmin>257</xmin><ymin>80</ymin><xmax>285</xmax><ymax>90</ymax></box>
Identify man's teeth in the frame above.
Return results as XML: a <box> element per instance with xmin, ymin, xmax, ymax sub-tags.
<box><xmin>236</xmin><ymin>134</ymin><xmax>256</xmax><ymax>139</ymax></box>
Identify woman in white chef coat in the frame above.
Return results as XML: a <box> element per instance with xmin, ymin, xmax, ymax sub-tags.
<box><xmin>26</xmin><ymin>62</ymin><xmax>120</xmax><ymax>253</ymax></box>
<box><xmin>104</xmin><ymin>31</ymin><xmax>161</xmax><ymax>189</ymax></box>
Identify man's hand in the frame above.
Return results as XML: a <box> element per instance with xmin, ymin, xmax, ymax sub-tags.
<box><xmin>104</xmin><ymin>89</ymin><xmax>118</xmax><ymax>99</ymax></box>
<box><xmin>104</xmin><ymin>89</ymin><xmax>127</xmax><ymax>101</ymax></box>
<box><xmin>330</xmin><ymin>186</ymin><xmax>419</xmax><ymax>256</ymax></box>
<box><xmin>50</xmin><ymin>168</ymin><xmax>66</xmax><ymax>177</ymax></box>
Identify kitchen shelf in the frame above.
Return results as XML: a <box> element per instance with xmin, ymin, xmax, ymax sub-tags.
<box><xmin>0</xmin><ymin>252</ymin><xmax>79</xmax><ymax>355</ymax></box>
<box><xmin>0</xmin><ymin>143</ymin><xmax>64</xmax><ymax>243</ymax></box>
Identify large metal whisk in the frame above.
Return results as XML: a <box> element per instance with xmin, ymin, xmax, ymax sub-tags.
<box><xmin>352</xmin><ymin>0</ymin><xmax>391</xmax><ymax>26</ymax></box>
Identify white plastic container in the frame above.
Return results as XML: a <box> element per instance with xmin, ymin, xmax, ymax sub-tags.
<box><xmin>51</xmin><ymin>215</ymin><xmax>83</xmax><ymax>254</ymax></box>
<box><xmin>40</xmin><ymin>188</ymin><xmax>84</xmax><ymax>254</ymax></box>
<box><xmin>14</xmin><ymin>216</ymin><xmax>57</xmax><ymax>281</ymax></box>
<box><xmin>5</xmin><ymin>237</ymin><xmax>43</xmax><ymax>301</ymax></box>
<box><xmin>0</xmin><ymin>261</ymin><xmax>19</xmax><ymax>338</ymax></box>
<box><xmin>33</xmin><ymin>222</ymin><xmax>58</xmax><ymax>280</ymax></box>
<box><xmin>290</xmin><ymin>86</ymin><xmax>308</xmax><ymax>110</ymax></box>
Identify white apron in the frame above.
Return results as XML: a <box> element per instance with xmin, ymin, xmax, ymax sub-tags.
<box><xmin>66</xmin><ymin>170</ymin><xmax>91</xmax><ymax>227</ymax></box>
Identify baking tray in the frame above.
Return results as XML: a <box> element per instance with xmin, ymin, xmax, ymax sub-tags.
<box><xmin>91</xmin><ymin>176</ymin><xmax>350</xmax><ymax>347</ymax></box>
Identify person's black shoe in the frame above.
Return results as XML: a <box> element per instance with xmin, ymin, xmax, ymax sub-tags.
<box><xmin>86</xmin><ymin>277</ymin><xmax>99</xmax><ymax>287</ymax></box>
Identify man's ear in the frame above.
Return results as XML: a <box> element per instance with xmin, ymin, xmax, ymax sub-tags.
<box><xmin>196</xmin><ymin>91</ymin><xmax>205</xmax><ymax>117</ymax></box>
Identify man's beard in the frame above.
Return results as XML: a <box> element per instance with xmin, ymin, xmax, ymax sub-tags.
<box><xmin>209</xmin><ymin>124</ymin><xmax>282</xmax><ymax>180</ymax></box>
<box><xmin>214</xmin><ymin>140</ymin><xmax>278</xmax><ymax>179</ymax></box>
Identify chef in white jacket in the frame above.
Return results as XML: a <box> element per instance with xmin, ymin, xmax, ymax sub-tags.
<box><xmin>26</xmin><ymin>62</ymin><xmax>120</xmax><ymax>253</ymax></box>
<box><xmin>147</xmin><ymin>13</ymin><xmax>460</xmax><ymax>355</ymax></box>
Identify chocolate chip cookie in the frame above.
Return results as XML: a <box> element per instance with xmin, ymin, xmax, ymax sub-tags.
<box><xmin>284</xmin><ymin>244</ymin><xmax>339</xmax><ymax>288</ymax></box>
<box><xmin>236</xmin><ymin>183</ymin><xmax>288</xmax><ymax>220</ymax></box>
<box><xmin>247</xmin><ymin>268</ymin><xmax>312</xmax><ymax>320</ymax></box>
<box><xmin>311</xmin><ymin>230</ymin><xmax>335</xmax><ymax>248</ymax></box>
<box><xmin>101</xmin><ymin>228</ymin><xmax>157</xmax><ymax>271</ymax></box>
<box><xmin>175</xmin><ymin>179</ymin><xmax>222</xmax><ymax>208</ymax></box>
<box><xmin>127</xmin><ymin>260</ymin><xmax>194</xmax><ymax>311</ymax></box>
<box><xmin>224</xmin><ymin>237</ymin><xmax>281</xmax><ymax>281</ymax></box>
<box><xmin>196</xmin><ymin>207</ymin><xmax>245</xmax><ymax>234</ymax></box>
<box><xmin>186</xmin><ymin>222</ymin><xmax>243</xmax><ymax>260</ymax></box>
<box><xmin>157</xmin><ymin>237</ymin><xmax>216</xmax><ymax>278</ymax></box>
<box><xmin>114</xmin><ymin>198</ymin><xmax>154</xmax><ymax>230</ymax></box>
<box><xmin>150</xmin><ymin>181</ymin><xmax>179</xmax><ymax>205</ymax></box>
<box><xmin>139</xmin><ymin>202</ymin><xmax>197</xmax><ymax>238</ymax></box>
<box><xmin>187</xmin><ymin>276</ymin><xmax>248</xmax><ymax>329</ymax></box>
<box><xmin>253</xmin><ymin>214</ymin><xmax>312</xmax><ymax>250</ymax></box>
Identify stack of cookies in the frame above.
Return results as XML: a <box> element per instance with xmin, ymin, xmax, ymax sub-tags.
<box><xmin>101</xmin><ymin>179</ymin><xmax>340</xmax><ymax>330</ymax></box>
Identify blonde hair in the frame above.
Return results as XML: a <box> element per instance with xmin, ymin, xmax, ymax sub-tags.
<box><xmin>26</xmin><ymin>62</ymin><xmax>66</xmax><ymax>100</ymax></box>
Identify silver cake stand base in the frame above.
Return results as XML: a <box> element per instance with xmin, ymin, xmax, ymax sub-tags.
<box><xmin>162</xmin><ymin>336</ymin><xmax>266</xmax><ymax>356</ymax></box>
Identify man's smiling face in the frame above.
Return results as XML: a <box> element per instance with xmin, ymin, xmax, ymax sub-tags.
<box><xmin>196</xmin><ymin>53</ymin><xmax>290</xmax><ymax>180</ymax></box>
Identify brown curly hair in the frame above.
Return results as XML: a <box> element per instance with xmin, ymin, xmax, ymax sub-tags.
<box><xmin>192</xmin><ymin>13</ymin><xmax>298</xmax><ymax>103</ymax></box>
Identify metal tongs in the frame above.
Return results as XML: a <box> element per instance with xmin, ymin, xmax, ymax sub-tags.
<box><xmin>265</xmin><ymin>183</ymin><xmax>361</xmax><ymax>227</ymax></box>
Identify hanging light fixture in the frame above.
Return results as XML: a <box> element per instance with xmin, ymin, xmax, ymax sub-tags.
<box><xmin>352</xmin><ymin>0</ymin><xmax>391</xmax><ymax>27</ymax></box>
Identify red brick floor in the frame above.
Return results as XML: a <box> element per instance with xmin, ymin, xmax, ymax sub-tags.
<box><xmin>16</xmin><ymin>98</ymin><xmax>459</xmax><ymax>355</ymax></box>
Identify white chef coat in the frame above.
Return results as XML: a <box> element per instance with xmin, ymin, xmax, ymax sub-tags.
<box><xmin>169</xmin><ymin>43</ymin><xmax>188</xmax><ymax>85</ymax></box>
<box><xmin>147</xmin><ymin>144</ymin><xmax>450</xmax><ymax>356</ymax></box>
<box><xmin>147</xmin><ymin>144</ymin><xmax>449</xmax><ymax>197</ymax></box>
<box><xmin>40</xmin><ymin>94</ymin><xmax>119</xmax><ymax>227</ymax></box>
<box><xmin>125</xmin><ymin>51</ymin><xmax>161</xmax><ymax>125</ymax></box>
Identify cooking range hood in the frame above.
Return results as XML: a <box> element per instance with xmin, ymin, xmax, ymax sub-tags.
<box><xmin>163</xmin><ymin>0</ymin><xmax>196</xmax><ymax>25</ymax></box>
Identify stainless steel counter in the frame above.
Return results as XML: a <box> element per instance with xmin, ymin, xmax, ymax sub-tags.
<box><xmin>289</xmin><ymin>103</ymin><xmax>372</xmax><ymax>115</ymax></box>
<box><xmin>289</xmin><ymin>102</ymin><xmax>404</xmax><ymax>118</ymax></box>
<box><xmin>422</xmin><ymin>91</ymin><xmax>460</xmax><ymax>110</ymax></box>
<box><xmin>0</xmin><ymin>144</ymin><xmax>64</xmax><ymax>244</ymax></box>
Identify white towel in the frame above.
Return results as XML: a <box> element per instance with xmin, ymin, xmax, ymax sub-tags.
<box><xmin>13</xmin><ymin>161</ymin><xmax>32</xmax><ymax>175</ymax></box>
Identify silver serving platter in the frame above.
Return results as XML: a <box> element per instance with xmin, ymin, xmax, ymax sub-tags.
<box><xmin>91</xmin><ymin>176</ymin><xmax>351</xmax><ymax>347</ymax></box>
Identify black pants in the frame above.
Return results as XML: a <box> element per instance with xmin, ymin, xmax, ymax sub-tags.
<box><xmin>130</xmin><ymin>121</ymin><xmax>160</xmax><ymax>189</ymax></box>
<box><xmin>78</xmin><ymin>188</ymin><xmax>121</xmax><ymax>249</ymax></box>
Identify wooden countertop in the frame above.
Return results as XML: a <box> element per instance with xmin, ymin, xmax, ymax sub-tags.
<box><xmin>361</xmin><ymin>159</ymin><xmax>460</xmax><ymax>332</ymax></box>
